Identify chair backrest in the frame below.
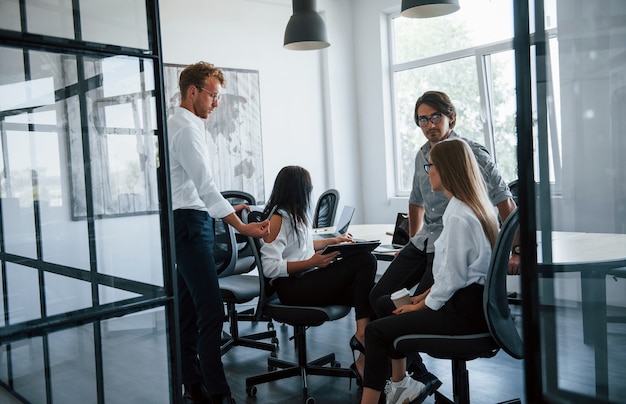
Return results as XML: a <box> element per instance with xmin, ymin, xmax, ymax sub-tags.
<box><xmin>484</xmin><ymin>208</ymin><xmax>524</xmax><ymax>359</ymax></box>
<box><xmin>222</xmin><ymin>190</ymin><xmax>256</xmax><ymax>206</ymax></box>
<box><xmin>213</xmin><ymin>216</ymin><xmax>238</xmax><ymax>278</ymax></box>
<box><xmin>221</xmin><ymin>190</ymin><xmax>257</xmax><ymax>276</ymax></box>
<box><xmin>313</xmin><ymin>188</ymin><xmax>340</xmax><ymax>228</ymax></box>
<box><xmin>245</xmin><ymin>210</ymin><xmax>278</xmax><ymax>320</ymax></box>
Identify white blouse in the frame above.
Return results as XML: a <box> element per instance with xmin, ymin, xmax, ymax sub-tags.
<box><xmin>260</xmin><ymin>209</ymin><xmax>315</xmax><ymax>279</ymax></box>
<box><xmin>424</xmin><ymin>197</ymin><xmax>493</xmax><ymax>311</ymax></box>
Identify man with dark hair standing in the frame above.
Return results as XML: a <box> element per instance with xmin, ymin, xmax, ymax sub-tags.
<box><xmin>369</xmin><ymin>90</ymin><xmax>518</xmax><ymax>397</ymax></box>
<box><xmin>168</xmin><ymin>61</ymin><xmax>270</xmax><ymax>404</ymax></box>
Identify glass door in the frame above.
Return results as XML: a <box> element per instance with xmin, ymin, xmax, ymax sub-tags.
<box><xmin>516</xmin><ymin>0</ymin><xmax>626</xmax><ymax>402</ymax></box>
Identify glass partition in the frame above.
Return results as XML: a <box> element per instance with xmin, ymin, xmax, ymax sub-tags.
<box><xmin>0</xmin><ymin>2</ymin><xmax>177</xmax><ymax>402</ymax></box>
<box><xmin>517</xmin><ymin>0</ymin><xmax>626</xmax><ymax>402</ymax></box>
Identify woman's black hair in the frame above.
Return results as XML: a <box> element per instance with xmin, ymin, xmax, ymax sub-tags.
<box><xmin>263</xmin><ymin>166</ymin><xmax>313</xmax><ymax>245</ymax></box>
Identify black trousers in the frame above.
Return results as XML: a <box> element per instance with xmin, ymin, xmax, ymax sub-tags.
<box><xmin>369</xmin><ymin>242</ymin><xmax>435</xmax><ymax>318</ymax></box>
<box><xmin>363</xmin><ymin>284</ymin><xmax>488</xmax><ymax>391</ymax></box>
<box><xmin>272</xmin><ymin>251</ymin><xmax>377</xmax><ymax>321</ymax></box>
<box><xmin>174</xmin><ymin>209</ymin><xmax>230</xmax><ymax>396</ymax></box>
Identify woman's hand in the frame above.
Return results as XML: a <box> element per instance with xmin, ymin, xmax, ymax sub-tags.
<box><xmin>393</xmin><ymin>288</ymin><xmax>430</xmax><ymax>314</ymax></box>
<box><xmin>308</xmin><ymin>250</ymin><xmax>340</xmax><ymax>268</ymax></box>
<box><xmin>392</xmin><ymin>303</ymin><xmax>420</xmax><ymax>314</ymax></box>
<box><xmin>334</xmin><ymin>234</ymin><xmax>353</xmax><ymax>244</ymax></box>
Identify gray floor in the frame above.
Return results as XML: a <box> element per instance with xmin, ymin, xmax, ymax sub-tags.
<box><xmin>2</xmin><ymin>302</ymin><xmax>625</xmax><ymax>403</ymax></box>
<box><xmin>221</xmin><ymin>305</ymin><xmax>526</xmax><ymax>404</ymax></box>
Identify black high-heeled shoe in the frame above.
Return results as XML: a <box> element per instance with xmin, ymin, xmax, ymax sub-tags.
<box><xmin>349</xmin><ymin>362</ymin><xmax>363</xmax><ymax>388</ymax></box>
<box><xmin>349</xmin><ymin>335</ymin><xmax>365</xmax><ymax>355</ymax></box>
<box><xmin>349</xmin><ymin>335</ymin><xmax>365</xmax><ymax>388</ymax></box>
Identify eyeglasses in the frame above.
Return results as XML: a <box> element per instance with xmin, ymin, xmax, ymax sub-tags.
<box><xmin>417</xmin><ymin>113</ymin><xmax>443</xmax><ymax>127</ymax></box>
<box><xmin>424</xmin><ymin>163</ymin><xmax>434</xmax><ymax>173</ymax></box>
<box><xmin>196</xmin><ymin>86</ymin><xmax>222</xmax><ymax>102</ymax></box>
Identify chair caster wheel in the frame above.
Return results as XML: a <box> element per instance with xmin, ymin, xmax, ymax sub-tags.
<box><xmin>271</xmin><ymin>336</ymin><xmax>279</xmax><ymax>345</ymax></box>
<box><xmin>305</xmin><ymin>396</ymin><xmax>316</xmax><ymax>404</ymax></box>
<box><xmin>332</xmin><ymin>360</ymin><xmax>341</xmax><ymax>368</ymax></box>
<box><xmin>246</xmin><ymin>385</ymin><xmax>257</xmax><ymax>396</ymax></box>
<box><xmin>268</xmin><ymin>322</ymin><xmax>274</xmax><ymax>330</ymax></box>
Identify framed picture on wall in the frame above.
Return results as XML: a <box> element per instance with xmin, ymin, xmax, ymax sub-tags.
<box><xmin>163</xmin><ymin>64</ymin><xmax>265</xmax><ymax>204</ymax></box>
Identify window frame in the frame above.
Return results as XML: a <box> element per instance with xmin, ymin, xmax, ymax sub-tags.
<box><xmin>387</xmin><ymin>10</ymin><xmax>561</xmax><ymax>197</ymax></box>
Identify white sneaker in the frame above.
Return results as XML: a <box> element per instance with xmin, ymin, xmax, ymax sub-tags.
<box><xmin>384</xmin><ymin>372</ymin><xmax>428</xmax><ymax>404</ymax></box>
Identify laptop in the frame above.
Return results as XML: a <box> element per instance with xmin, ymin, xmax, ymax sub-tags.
<box><xmin>377</xmin><ymin>213</ymin><xmax>409</xmax><ymax>251</ymax></box>
<box><xmin>313</xmin><ymin>206</ymin><xmax>355</xmax><ymax>239</ymax></box>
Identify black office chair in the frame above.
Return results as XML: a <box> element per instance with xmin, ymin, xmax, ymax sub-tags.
<box><xmin>222</xmin><ymin>190</ymin><xmax>258</xmax><ymax>275</ymax></box>
<box><xmin>215</xmin><ymin>209</ymin><xmax>278</xmax><ymax>356</ymax></box>
<box><xmin>393</xmin><ymin>209</ymin><xmax>523</xmax><ymax>404</ymax></box>
<box><xmin>244</xmin><ymin>211</ymin><xmax>354</xmax><ymax>403</ymax></box>
<box><xmin>607</xmin><ymin>267</ymin><xmax>626</xmax><ymax>324</ymax></box>
<box><xmin>312</xmin><ymin>188</ymin><xmax>340</xmax><ymax>228</ymax></box>
<box><xmin>506</xmin><ymin>180</ymin><xmax>522</xmax><ymax>306</ymax></box>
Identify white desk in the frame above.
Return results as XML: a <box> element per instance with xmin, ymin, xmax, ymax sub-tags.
<box><xmin>537</xmin><ymin>231</ymin><xmax>626</xmax><ymax>400</ymax></box>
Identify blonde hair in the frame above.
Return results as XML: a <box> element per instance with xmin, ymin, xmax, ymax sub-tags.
<box><xmin>178</xmin><ymin>61</ymin><xmax>226</xmax><ymax>99</ymax></box>
<box><xmin>430</xmin><ymin>138</ymin><xmax>499</xmax><ymax>247</ymax></box>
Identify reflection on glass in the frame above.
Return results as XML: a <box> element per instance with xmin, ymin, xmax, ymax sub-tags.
<box><xmin>488</xmin><ymin>50</ymin><xmax>517</xmax><ymax>184</ymax></box>
<box><xmin>49</xmin><ymin>325</ymin><xmax>97</xmax><ymax>403</ymax></box>
<box><xmin>531</xmin><ymin>0</ymin><xmax>626</xmax><ymax>402</ymax></box>
<box><xmin>101</xmin><ymin>309</ymin><xmax>169</xmax><ymax>403</ymax></box>
<box><xmin>71</xmin><ymin>56</ymin><xmax>158</xmax><ymax>219</ymax></box>
<box><xmin>0</xmin><ymin>0</ymin><xmax>21</xmax><ymax>31</ymax></box>
<box><xmin>6</xmin><ymin>263</ymin><xmax>41</xmax><ymax>324</ymax></box>
<box><xmin>79</xmin><ymin>0</ymin><xmax>149</xmax><ymax>49</ymax></box>
<box><xmin>11</xmin><ymin>336</ymin><xmax>46</xmax><ymax>403</ymax></box>
<box><xmin>44</xmin><ymin>272</ymin><xmax>93</xmax><ymax>316</ymax></box>
<box><xmin>26</xmin><ymin>0</ymin><xmax>74</xmax><ymax>39</ymax></box>
<box><xmin>0</xmin><ymin>77</ymin><xmax>55</xmax><ymax>112</ymax></box>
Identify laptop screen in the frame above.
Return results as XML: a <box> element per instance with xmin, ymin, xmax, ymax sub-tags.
<box><xmin>335</xmin><ymin>206</ymin><xmax>355</xmax><ymax>234</ymax></box>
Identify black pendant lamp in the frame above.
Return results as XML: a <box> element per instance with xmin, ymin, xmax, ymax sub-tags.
<box><xmin>284</xmin><ymin>0</ymin><xmax>330</xmax><ymax>50</ymax></box>
<box><xmin>401</xmin><ymin>0</ymin><xmax>460</xmax><ymax>18</ymax></box>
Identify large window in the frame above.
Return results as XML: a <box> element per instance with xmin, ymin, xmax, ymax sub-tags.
<box><xmin>389</xmin><ymin>0</ymin><xmax>560</xmax><ymax>195</ymax></box>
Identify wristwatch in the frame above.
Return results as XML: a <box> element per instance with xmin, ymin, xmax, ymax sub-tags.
<box><xmin>512</xmin><ymin>245</ymin><xmax>521</xmax><ymax>255</ymax></box>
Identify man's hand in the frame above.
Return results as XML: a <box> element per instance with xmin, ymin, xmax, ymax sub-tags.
<box><xmin>508</xmin><ymin>254</ymin><xmax>520</xmax><ymax>275</ymax></box>
<box><xmin>241</xmin><ymin>220</ymin><xmax>270</xmax><ymax>238</ymax></box>
<box><xmin>233</xmin><ymin>203</ymin><xmax>251</xmax><ymax>215</ymax></box>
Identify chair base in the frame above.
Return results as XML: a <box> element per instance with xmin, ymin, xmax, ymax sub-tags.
<box><xmin>245</xmin><ymin>324</ymin><xmax>353</xmax><ymax>401</ymax></box>
<box><xmin>431</xmin><ymin>359</ymin><xmax>521</xmax><ymax>404</ymax></box>
<box><xmin>220</xmin><ymin>303</ymin><xmax>278</xmax><ymax>356</ymax></box>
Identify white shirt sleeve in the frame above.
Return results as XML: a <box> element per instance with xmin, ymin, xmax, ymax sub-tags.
<box><xmin>173</xmin><ymin>124</ymin><xmax>233</xmax><ymax>219</ymax></box>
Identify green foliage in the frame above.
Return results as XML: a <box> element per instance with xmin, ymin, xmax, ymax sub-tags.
<box><xmin>392</xmin><ymin>15</ymin><xmax>519</xmax><ymax>192</ymax></box>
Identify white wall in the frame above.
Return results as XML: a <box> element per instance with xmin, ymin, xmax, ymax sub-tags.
<box><xmin>159</xmin><ymin>0</ymin><xmax>407</xmax><ymax>224</ymax></box>
<box><xmin>159</xmin><ymin>0</ymin><xmax>381</xmax><ymax>221</ymax></box>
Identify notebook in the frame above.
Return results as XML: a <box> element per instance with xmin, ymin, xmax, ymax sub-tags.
<box><xmin>321</xmin><ymin>240</ymin><xmax>381</xmax><ymax>258</ymax></box>
<box><xmin>313</xmin><ymin>205</ymin><xmax>355</xmax><ymax>239</ymax></box>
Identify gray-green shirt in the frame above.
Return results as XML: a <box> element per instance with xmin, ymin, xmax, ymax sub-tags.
<box><xmin>408</xmin><ymin>131</ymin><xmax>512</xmax><ymax>253</ymax></box>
